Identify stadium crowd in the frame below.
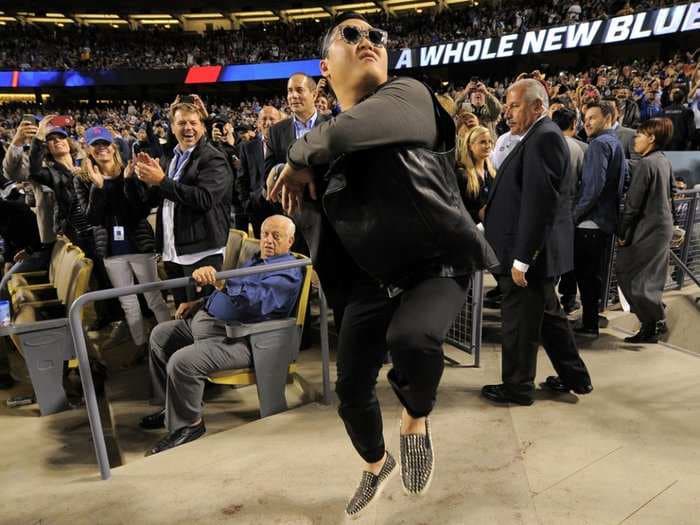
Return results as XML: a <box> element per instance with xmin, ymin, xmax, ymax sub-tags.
<box><xmin>0</xmin><ymin>9</ymin><xmax>697</xmax><ymax>514</ymax></box>
<box><xmin>0</xmin><ymin>0</ymin><xmax>688</xmax><ymax>70</ymax></box>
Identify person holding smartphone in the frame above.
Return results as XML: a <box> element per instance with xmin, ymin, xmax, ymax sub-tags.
<box><xmin>30</xmin><ymin>115</ymin><xmax>124</xmax><ymax>332</ymax></box>
<box><xmin>74</xmin><ymin>127</ymin><xmax>172</xmax><ymax>361</ymax></box>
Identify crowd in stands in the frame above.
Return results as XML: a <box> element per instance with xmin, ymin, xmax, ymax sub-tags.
<box><xmin>2</xmin><ymin>53</ymin><xmax>699</xmax><ymax>152</ymax></box>
<box><xmin>0</xmin><ymin>23</ymin><xmax>698</xmax><ymax>456</ymax></box>
<box><xmin>0</xmin><ymin>0</ymin><xmax>687</xmax><ymax>70</ymax></box>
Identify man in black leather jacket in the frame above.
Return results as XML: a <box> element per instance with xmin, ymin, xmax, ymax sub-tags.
<box><xmin>268</xmin><ymin>12</ymin><xmax>496</xmax><ymax>519</ymax></box>
<box><xmin>128</xmin><ymin>95</ymin><xmax>232</xmax><ymax>308</ymax></box>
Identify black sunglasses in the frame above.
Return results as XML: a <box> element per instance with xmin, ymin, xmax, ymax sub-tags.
<box><xmin>337</xmin><ymin>25</ymin><xmax>388</xmax><ymax>49</ymax></box>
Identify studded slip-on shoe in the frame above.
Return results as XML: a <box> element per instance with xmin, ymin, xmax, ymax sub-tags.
<box><xmin>399</xmin><ymin>417</ymin><xmax>434</xmax><ymax>496</ymax></box>
<box><xmin>345</xmin><ymin>451</ymin><xmax>397</xmax><ymax>520</ymax></box>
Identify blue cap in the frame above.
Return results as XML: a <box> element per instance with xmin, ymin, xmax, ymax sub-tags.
<box><xmin>85</xmin><ymin>126</ymin><xmax>114</xmax><ymax>145</ymax></box>
<box><xmin>46</xmin><ymin>126</ymin><xmax>68</xmax><ymax>139</ymax></box>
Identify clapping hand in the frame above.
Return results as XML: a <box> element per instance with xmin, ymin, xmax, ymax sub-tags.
<box><xmin>134</xmin><ymin>152</ymin><xmax>165</xmax><ymax>186</ymax></box>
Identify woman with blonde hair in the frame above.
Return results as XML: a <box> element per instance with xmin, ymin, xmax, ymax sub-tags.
<box><xmin>456</xmin><ymin>125</ymin><xmax>496</xmax><ymax>224</ymax></box>
<box><xmin>74</xmin><ymin>126</ymin><xmax>171</xmax><ymax>358</ymax></box>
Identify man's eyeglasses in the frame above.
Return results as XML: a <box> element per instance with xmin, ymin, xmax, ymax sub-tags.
<box><xmin>335</xmin><ymin>25</ymin><xmax>388</xmax><ymax>49</ymax></box>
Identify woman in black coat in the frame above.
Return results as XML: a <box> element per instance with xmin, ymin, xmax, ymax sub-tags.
<box><xmin>30</xmin><ymin>116</ymin><xmax>122</xmax><ymax>330</ymax></box>
<box><xmin>616</xmin><ymin>118</ymin><xmax>675</xmax><ymax>343</ymax></box>
<box><xmin>75</xmin><ymin>127</ymin><xmax>171</xmax><ymax>355</ymax></box>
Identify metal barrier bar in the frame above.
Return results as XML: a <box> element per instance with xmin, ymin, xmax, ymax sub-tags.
<box><xmin>444</xmin><ymin>271</ymin><xmax>483</xmax><ymax>368</ymax></box>
<box><xmin>469</xmin><ymin>271</ymin><xmax>484</xmax><ymax>368</ymax></box>
<box><xmin>318</xmin><ymin>286</ymin><xmax>332</xmax><ymax>405</ymax></box>
<box><xmin>604</xmin><ymin>188</ymin><xmax>700</xmax><ymax>308</ymax></box>
<box><xmin>67</xmin><ymin>259</ymin><xmax>327</xmax><ymax>481</ymax></box>
<box><xmin>670</xmin><ymin>250</ymin><xmax>700</xmax><ymax>288</ymax></box>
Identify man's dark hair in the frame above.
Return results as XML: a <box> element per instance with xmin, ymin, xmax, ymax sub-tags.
<box><xmin>671</xmin><ymin>88</ymin><xmax>685</xmax><ymax>104</ymax></box>
<box><xmin>585</xmin><ymin>102</ymin><xmax>615</xmax><ymax>120</ymax></box>
<box><xmin>289</xmin><ymin>72</ymin><xmax>317</xmax><ymax>92</ymax></box>
<box><xmin>552</xmin><ymin>108</ymin><xmax>577</xmax><ymax>132</ymax></box>
<box><xmin>320</xmin><ymin>12</ymin><xmax>369</xmax><ymax>58</ymax></box>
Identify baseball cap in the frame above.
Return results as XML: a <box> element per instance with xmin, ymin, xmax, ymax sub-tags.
<box><xmin>85</xmin><ymin>126</ymin><xmax>114</xmax><ymax>145</ymax></box>
<box><xmin>45</xmin><ymin>126</ymin><xmax>68</xmax><ymax>139</ymax></box>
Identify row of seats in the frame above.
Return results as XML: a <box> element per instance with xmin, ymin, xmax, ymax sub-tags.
<box><xmin>2</xmin><ymin>236</ymin><xmax>93</xmax><ymax>415</ymax></box>
<box><xmin>1</xmin><ymin>228</ymin><xmax>313</xmax><ymax>420</ymax></box>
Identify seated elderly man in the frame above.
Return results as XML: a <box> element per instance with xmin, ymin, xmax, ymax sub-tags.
<box><xmin>140</xmin><ymin>215</ymin><xmax>303</xmax><ymax>455</ymax></box>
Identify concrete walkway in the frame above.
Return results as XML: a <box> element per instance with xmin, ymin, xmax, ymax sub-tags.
<box><xmin>3</xmin><ymin>321</ymin><xmax>700</xmax><ymax>524</ymax></box>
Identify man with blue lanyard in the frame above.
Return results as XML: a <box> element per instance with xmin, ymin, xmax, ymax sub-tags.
<box><xmin>139</xmin><ymin>215</ymin><xmax>303</xmax><ymax>456</ymax></box>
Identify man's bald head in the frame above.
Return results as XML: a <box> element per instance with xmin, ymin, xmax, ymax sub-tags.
<box><xmin>257</xmin><ymin>105</ymin><xmax>282</xmax><ymax>138</ymax></box>
<box><xmin>260</xmin><ymin>215</ymin><xmax>296</xmax><ymax>259</ymax></box>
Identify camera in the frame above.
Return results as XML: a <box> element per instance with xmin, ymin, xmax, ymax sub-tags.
<box><xmin>179</xmin><ymin>95</ymin><xmax>196</xmax><ymax>104</ymax></box>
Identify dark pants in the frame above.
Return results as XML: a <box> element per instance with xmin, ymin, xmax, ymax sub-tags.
<box><xmin>574</xmin><ymin>229</ymin><xmax>611</xmax><ymax>328</ymax></box>
<box><xmin>498</xmin><ymin>275</ymin><xmax>591</xmax><ymax>396</ymax></box>
<box><xmin>558</xmin><ymin>270</ymin><xmax>578</xmax><ymax>303</ymax></box>
<box><xmin>164</xmin><ymin>254</ymin><xmax>223</xmax><ymax>308</ymax></box>
<box><xmin>335</xmin><ymin>275</ymin><xmax>468</xmax><ymax>463</ymax></box>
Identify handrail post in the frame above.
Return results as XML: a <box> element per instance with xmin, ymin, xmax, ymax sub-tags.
<box><xmin>318</xmin><ymin>286</ymin><xmax>332</xmax><ymax>405</ymax></box>
<box><xmin>68</xmin><ymin>297</ymin><xmax>112</xmax><ymax>480</ymax></box>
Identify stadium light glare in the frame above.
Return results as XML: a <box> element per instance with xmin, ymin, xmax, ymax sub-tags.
<box><xmin>391</xmin><ymin>2</ymin><xmax>437</xmax><ymax>11</ymax></box>
<box><xmin>333</xmin><ymin>3</ymin><xmax>377</xmax><ymax>10</ymax></box>
<box><xmin>139</xmin><ymin>19</ymin><xmax>180</xmax><ymax>25</ymax></box>
<box><xmin>232</xmin><ymin>11</ymin><xmax>276</xmax><ymax>17</ymax></box>
<box><xmin>84</xmin><ymin>19</ymin><xmax>128</xmax><ymax>25</ymax></box>
<box><xmin>0</xmin><ymin>16</ymin><xmax>17</xmax><ymax>21</ymax></box>
<box><xmin>130</xmin><ymin>14</ymin><xmax>174</xmax><ymax>19</ymax></box>
<box><xmin>182</xmin><ymin>13</ymin><xmax>225</xmax><ymax>19</ymax></box>
<box><xmin>284</xmin><ymin>7</ymin><xmax>326</xmax><ymax>14</ymax></box>
<box><xmin>45</xmin><ymin>13</ymin><xmax>67</xmax><ymax>18</ymax></box>
<box><xmin>289</xmin><ymin>12</ymin><xmax>332</xmax><ymax>20</ymax></box>
<box><xmin>73</xmin><ymin>14</ymin><xmax>121</xmax><ymax>19</ymax></box>
<box><xmin>238</xmin><ymin>16</ymin><xmax>280</xmax><ymax>23</ymax></box>
<box><xmin>27</xmin><ymin>17</ymin><xmax>75</xmax><ymax>23</ymax></box>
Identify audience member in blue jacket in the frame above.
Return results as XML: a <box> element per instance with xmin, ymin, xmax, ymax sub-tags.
<box><xmin>140</xmin><ymin>215</ymin><xmax>303</xmax><ymax>456</ymax></box>
<box><xmin>573</xmin><ymin>103</ymin><xmax>628</xmax><ymax>337</ymax></box>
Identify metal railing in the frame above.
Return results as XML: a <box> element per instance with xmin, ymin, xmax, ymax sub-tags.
<box><xmin>65</xmin><ymin>259</ymin><xmax>331</xmax><ymax>480</ymax></box>
<box><xmin>445</xmin><ymin>271</ymin><xmax>484</xmax><ymax>367</ymax></box>
<box><xmin>603</xmin><ymin>188</ymin><xmax>700</xmax><ymax>309</ymax></box>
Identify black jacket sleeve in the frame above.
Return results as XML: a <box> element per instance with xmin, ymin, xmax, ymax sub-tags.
<box><xmin>28</xmin><ymin>138</ymin><xmax>53</xmax><ymax>187</ymax></box>
<box><xmin>514</xmin><ymin>128</ymin><xmax>567</xmax><ymax>265</ymax></box>
<box><xmin>157</xmin><ymin>145</ymin><xmax>232</xmax><ymax>212</ymax></box>
<box><xmin>237</xmin><ymin>142</ymin><xmax>253</xmax><ymax>211</ymax></box>
<box><xmin>264</xmin><ymin>125</ymin><xmax>284</xmax><ymax>179</ymax></box>
<box><xmin>73</xmin><ymin>176</ymin><xmax>106</xmax><ymax>226</ymax></box>
<box><xmin>287</xmin><ymin>78</ymin><xmax>438</xmax><ymax>169</ymax></box>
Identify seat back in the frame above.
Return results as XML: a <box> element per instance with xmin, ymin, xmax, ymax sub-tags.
<box><xmin>236</xmin><ymin>238</ymin><xmax>261</xmax><ymax>269</ymax></box>
<box><xmin>64</xmin><ymin>256</ymin><xmax>94</xmax><ymax>310</ymax></box>
<box><xmin>48</xmin><ymin>237</ymin><xmax>71</xmax><ymax>284</ymax></box>
<box><xmin>222</xmin><ymin>229</ymin><xmax>248</xmax><ymax>271</ymax></box>
<box><xmin>292</xmin><ymin>253</ymin><xmax>313</xmax><ymax>329</ymax></box>
<box><xmin>55</xmin><ymin>245</ymin><xmax>84</xmax><ymax>303</ymax></box>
